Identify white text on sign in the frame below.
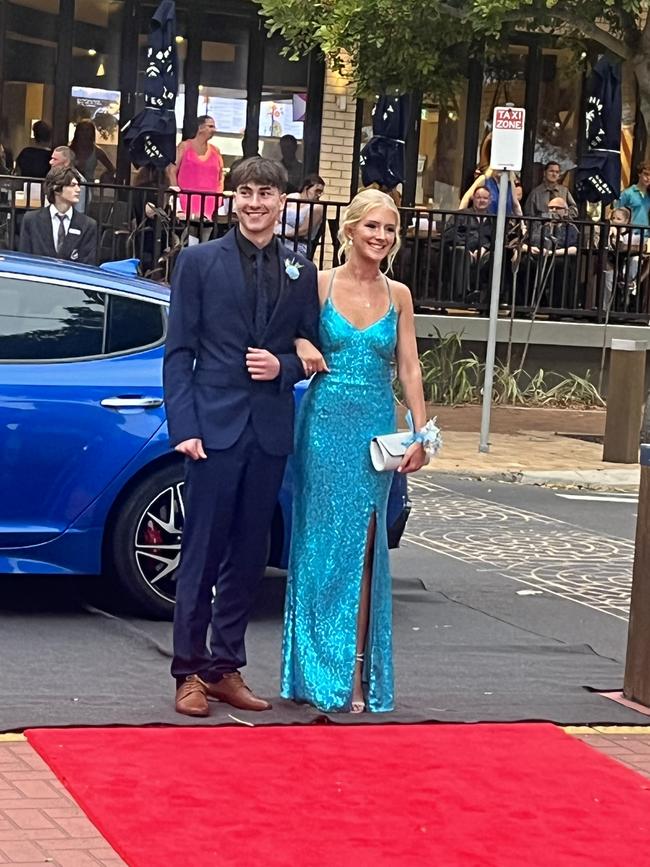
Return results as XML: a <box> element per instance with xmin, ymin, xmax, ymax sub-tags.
<box><xmin>494</xmin><ymin>108</ymin><xmax>525</xmax><ymax>130</ymax></box>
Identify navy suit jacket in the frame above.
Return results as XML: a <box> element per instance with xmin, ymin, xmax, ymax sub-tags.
<box><xmin>163</xmin><ymin>228</ymin><xmax>320</xmax><ymax>456</ymax></box>
<box><xmin>18</xmin><ymin>207</ymin><xmax>98</xmax><ymax>265</ymax></box>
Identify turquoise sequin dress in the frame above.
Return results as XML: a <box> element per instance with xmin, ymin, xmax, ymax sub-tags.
<box><xmin>281</xmin><ymin>271</ymin><xmax>398</xmax><ymax>712</ymax></box>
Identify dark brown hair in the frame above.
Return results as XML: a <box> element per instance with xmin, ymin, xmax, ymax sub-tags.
<box><xmin>45</xmin><ymin>166</ymin><xmax>79</xmax><ymax>203</ymax></box>
<box><xmin>300</xmin><ymin>173</ymin><xmax>325</xmax><ymax>193</ymax></box>
<box><xmin>231</xmin><ymin>157</ymin><xmax>287</xmax><ymax>193</ymax></box>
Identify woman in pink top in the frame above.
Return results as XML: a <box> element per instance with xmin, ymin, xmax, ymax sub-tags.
<box><xmin>168</xmin><ymin>115</ymin><xmax>224</xmax><ymax>219</ymax></box>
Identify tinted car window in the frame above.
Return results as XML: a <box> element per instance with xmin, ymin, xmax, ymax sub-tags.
<box><xmin>105</xmin><ymin>294</ymin><xmax>165</xmax><ymax>354</ymax></box>
<box><xmin>0</xmin><ymin>277</ymin><xmax>105</xmax><ymax>360</ymax></box>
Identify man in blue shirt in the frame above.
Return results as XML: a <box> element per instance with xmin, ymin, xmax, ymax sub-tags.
<box><xmin>618</xmin><ymin>162</ymin><xmax>650</xmax><ymax>228</ymax></box>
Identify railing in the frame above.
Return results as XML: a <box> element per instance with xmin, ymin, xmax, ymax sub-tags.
<box><xmin>1</xmin><ymin>175</ymin><xmax>648</xmax><ymax>324</ymax></box>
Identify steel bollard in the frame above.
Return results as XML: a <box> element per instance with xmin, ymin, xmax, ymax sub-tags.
<box><xmin>624</xmin><ymin>443</ymin><xmax>650</xmax><ymax>706</ymax></box>
<box><xmin>603</xmin><ymin>339</ymin><xmax>647</xmax><ymax>464</ymax></box>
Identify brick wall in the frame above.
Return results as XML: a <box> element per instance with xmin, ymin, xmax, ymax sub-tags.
<box><xmin>318</xmin><ymin>68</ymin><xmax>357</xmax><ymax>202</ymax></box>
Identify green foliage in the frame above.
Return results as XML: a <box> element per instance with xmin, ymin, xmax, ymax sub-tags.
<box><xmin>413</xmin><ymin>329</ymin><xmax>605</xmax><ymax>407</ymax></box>
<box><xmin>256</xmin><ymin>0</ymin><xmax>475</xmax><ymax>96</ymax></box>
<box><xmin>256</xmin><ymin>0</ymin><xmax>645</xmax><ymax>99</ymax></box>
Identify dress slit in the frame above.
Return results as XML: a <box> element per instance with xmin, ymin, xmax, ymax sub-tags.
<box><xmin>351</xmin><ymin>508</ymin><xmax>378</xmax><ymax>704</ymax></box>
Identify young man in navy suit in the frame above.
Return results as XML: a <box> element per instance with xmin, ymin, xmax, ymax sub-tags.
<box><xmin>18</xmin><ymin>166</ymin><xmax>97</xmax><ymax>264</ymax></box>
<box><xmin>164</xmin><ymin>157</ymin><xmax>320</xmax><ymax>716</ymax></box>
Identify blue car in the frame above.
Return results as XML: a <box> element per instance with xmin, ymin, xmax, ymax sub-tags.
<box><xmin>0</xmin><ymin>252</ymin><xmax>410</xmax><ymax>619</ymax></box>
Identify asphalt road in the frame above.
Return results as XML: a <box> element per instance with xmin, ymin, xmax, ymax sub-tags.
<box><xmin>0</xmin><ymin>475</ymin><xmax>642</xmax><ymax>728</ymax></box>
<box><xmin>401</xmin><ymin>474</ymin><xmax>634</xmax><ymax>661</ymax></box>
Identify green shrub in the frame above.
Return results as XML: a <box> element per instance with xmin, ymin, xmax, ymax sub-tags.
<box><xmin>405</xmin><ymin>330</ymin><xmax>605</xmax><ymax>407</ymax></box>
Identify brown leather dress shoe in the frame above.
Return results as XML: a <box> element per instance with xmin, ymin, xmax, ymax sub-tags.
<box><xmin>175</xmin><ymin>675</ymin><xmax>209</xmax><ymax>717</ymax></box>
<box><xmin>204</xmin><ymin>671</ymin><xmax>272</xmax><ymax>711</ymax></box>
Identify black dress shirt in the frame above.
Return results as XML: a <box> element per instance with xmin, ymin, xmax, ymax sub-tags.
<box><xmin>235</xmin><ymin>225</ymin><xmax>282</xmax><ymax>329</ymax></box>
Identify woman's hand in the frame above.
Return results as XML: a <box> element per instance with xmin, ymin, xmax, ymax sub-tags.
<box><xmin>398</xmin><ymin>441</ymin><xmax>428</xmax><ymax>474</ymax></box>
<box><xmin>295</xmin><ymin>338</ymin><xmax>329</xmax><ymax>377</ymax></box>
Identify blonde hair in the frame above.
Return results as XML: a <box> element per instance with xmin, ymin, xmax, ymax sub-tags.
<box><xmin>338</xmin><ymin>189</ymin><xmax>402</xmax><ymax>271</ymax></box>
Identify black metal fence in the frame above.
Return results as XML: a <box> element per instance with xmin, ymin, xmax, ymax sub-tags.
<box><xmin>1</xmin><ymin>174</ymin><xmax>648</xmax><ymax>324</ymax></box>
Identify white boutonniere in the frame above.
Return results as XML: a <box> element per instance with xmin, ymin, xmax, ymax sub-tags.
<box><xmin>284</xmin><ymin>258</ymin><xmax>303</xmax><ymax>281</ymax></box>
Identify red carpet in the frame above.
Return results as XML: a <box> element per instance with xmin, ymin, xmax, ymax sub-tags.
<box><xmin>26</xmin><ymin>724</ymin><xmax>650</xmax><ymax>867</ymax></box>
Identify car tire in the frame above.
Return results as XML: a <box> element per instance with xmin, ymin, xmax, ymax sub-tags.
<box><xmin>107</xmin><ymin>463</ymin><xmax>184</xmax><ymax>620</ymax></box>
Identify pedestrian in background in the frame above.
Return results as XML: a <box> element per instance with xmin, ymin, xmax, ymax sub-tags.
<box><xmin>276</xmin><ymin>173</ymin><xmax>325</xmax><ymax>258</ymax></box>
<box><xmin>168</xmin><ymin>115</ymin><xmax>224</xmax><ymax>223</ymax></box>
<box><xmin>617</xmin><ymin>161</ymin><xmax>650</xmax><ymax>229</ymax></box>
<box><xmin>50</xmin><ymin>146</ymin><xmax>88</xmax><ymax>213</ymax></box>
<box><xmin>525</xmin><ymin>161</ymin><xmax>578</xmax><ymax>220</ymax></box>
<box><xmin>70</xmin><ymin>119</ymin><xmax>115</xmax><ymax>182</ymax></box>
<box><xmin>279</xmin><ymin>134</ymin><xmax>303</xmax><ymax>194</ymax></box>
<box><xmin>15</xmin><ymin>121</ymin><xmax>52</xmax><ymax>178</ymax></box>
<box><xmin>18</xmin><ymin>166</ymin><xmax>97</xmax><ymax>265</ymax></box>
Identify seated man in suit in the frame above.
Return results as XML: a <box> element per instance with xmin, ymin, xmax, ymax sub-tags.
<box><xmin>442</xmin><ymin>185</ymin><xmax>494</xmax><ymax>305</ymax></box>
<box><xmin>18</xmin><ymin>166</ymin><xmax>97</xmax><ymax>265</ymax></box>
<box><xmin>520</xmin><ymin>196</ymin><xmax>578</xmax><ymax>309</ymax></box>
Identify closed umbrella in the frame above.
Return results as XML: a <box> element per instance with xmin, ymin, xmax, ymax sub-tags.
<box><xmin>122</xmin><ymin>0</ymin><xmax>178</xmax><ymax>168</ymax></box>
<box><xmin>575</xmin><ymin>58</ymin><xmax>621</xmax><ymax>204</ymax></box>
<box><xmin>360</xmin><ymin>95</ymin><xmax>408</xmax><ymax>189</ymax></box>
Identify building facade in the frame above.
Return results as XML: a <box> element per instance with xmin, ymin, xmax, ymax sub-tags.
<box><xmin>0</xmin><ymin>1</ymin><xmax>643</xmax><ymax>204</ymax></box>
<box><xmin>0</xmin><ymin>0</ymin><xmax>325</xmax><ymax>182</ymax></box>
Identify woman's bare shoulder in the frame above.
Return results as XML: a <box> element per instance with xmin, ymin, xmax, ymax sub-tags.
<box><xmin>388</xmin><ymin>278</ymin><xmax>412</xmax><ymax>306</ymax></box>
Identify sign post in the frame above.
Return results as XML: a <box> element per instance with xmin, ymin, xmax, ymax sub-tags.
<box><xmin>479</xmin><ymin>105</ymin><xmax>526</xmax><ymax>453</ymax></box>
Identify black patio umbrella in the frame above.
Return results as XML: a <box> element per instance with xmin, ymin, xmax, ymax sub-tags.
<box><xmin>360</xmin><ymin>95</ymin><xmax>409</xmax><ymax>189</ymax></box>
<box><xmin>575</xmin><ymin>58</ymin><xmax>622</xmax><ymax>205</ymax></box>
<box><xmin>122</xmin><ymin>0</ymin><xmax>178</xmax><ymax>168</ymax></box>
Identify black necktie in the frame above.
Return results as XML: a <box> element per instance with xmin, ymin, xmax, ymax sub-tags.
<box><xmin>253</xmin><ymin>249</ymin><xmax>269</xmax><ymax>339</ymax></box>
<box><xmin>56</xmin><ymin>213</ymin><xmax>66</xmax><ymax>254</ymax></box>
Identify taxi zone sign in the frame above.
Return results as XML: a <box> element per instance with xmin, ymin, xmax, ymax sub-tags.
<box><xmin>491</xmin><ymin>106</ymin><xmax>525</xmax><ymax>171</ymax></box>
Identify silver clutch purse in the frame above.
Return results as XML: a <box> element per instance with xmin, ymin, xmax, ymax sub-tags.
<box><xmin>369</xmin><ymin>432</ymin><xmax>419</xmax><ymax>472</ymax></box>
<box><xmin>369</xmin><ymin>418</ymin><xmax>442</xmax><ymax>472</ymax></box>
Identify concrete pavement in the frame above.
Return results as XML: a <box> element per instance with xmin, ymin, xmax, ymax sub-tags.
<box><xmin>427</xmin><ymin>428</ymin><xmax>640</xmax><ymax>490</ymax></box>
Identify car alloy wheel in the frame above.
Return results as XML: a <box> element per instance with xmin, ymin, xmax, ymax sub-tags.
<box><xmin>133</xmin><ymin>481</ymin><xmax>184</xmax><ymax>606</ymax></box>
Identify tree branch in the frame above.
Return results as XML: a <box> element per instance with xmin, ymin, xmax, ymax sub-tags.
<box><xmin>547</xmin><ymin>6</ymin><xmax>634</xmax><ymax>59</ymax></box>
<box><xmin>437</xmin><ymin>0</ymin><xmax>634</xmax><ymax>59</ymax></box>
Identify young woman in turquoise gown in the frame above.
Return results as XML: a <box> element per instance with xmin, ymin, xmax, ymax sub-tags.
<box><xmin>281</xmin><ymin>189</ymin><xmax>429</xmax><ymax>713</ymax></box>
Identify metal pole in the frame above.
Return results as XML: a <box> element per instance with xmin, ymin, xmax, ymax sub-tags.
<box><xmin>479</xmin><ymin>169</ymin><xmax>509</xmax><ymax>453</ymax></box>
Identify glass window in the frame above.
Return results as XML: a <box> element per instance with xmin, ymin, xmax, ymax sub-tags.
<box><xmin>0</xmin><ymin>277</ymin><xmax>105</xmax><ymax>360</ymax></box>
<box><xmin>417</xmin><ymin>85</ymin><xmax>469</xmax><ymax>208</ymax></box>
<box><xmin>196</xmin><ymin>19</ymin><xmax>250</xmax><ymax>178</ymax></box>
<box><xmin>2</xmin><ymin>1</ymin><xmax>59</xmax><ymax>172</ymax></box>
<box><xmin>259</xmin><ymin>31</ymin><xmax>309</xmax><ymax>190</ymax></box>
<box><xmin>105</xmin><ymin>294</ymin><xmax>164</xmax><ymax>354</ymax></box>
<box><xmin>532</xmin><ymin>48</ymin><xmax>581</xmax><ymax>186</ymax></box>
<box><xmin>478</xmin><ymin>46</ymin><xmax>528</xmax><ymax>176</ymax></box>
<box><xmin>68</xmin><ymin>0</ymin><xmax>125</xmax><ymax>179</ymax></box>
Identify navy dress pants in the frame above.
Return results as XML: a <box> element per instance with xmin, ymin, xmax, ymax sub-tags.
<box><xmin>171</xmin><ymin>422</ymin><xmax>287</xmax><ymax>683</ymax></box>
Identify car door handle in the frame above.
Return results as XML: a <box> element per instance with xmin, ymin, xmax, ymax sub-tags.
<box><xmin>100</xmin><ymin>396</ymin><xmax>164</xmax><ymax>409</ymax></box>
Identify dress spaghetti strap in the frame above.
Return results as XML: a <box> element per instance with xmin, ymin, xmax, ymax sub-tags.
<box><xmin>326</xmin><ymin>268</ymin><xmax>337</xmax><ymax>299</ymax></box>
<box><xmin>384</xmin><ymin>275</ymin><xmax>393</xmax><ymax>306</ymax></box>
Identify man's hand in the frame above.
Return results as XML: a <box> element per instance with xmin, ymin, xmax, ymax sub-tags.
<box><xmin>174</xmin><ymin>438</ymin><xmax>207</xmax><ymax>460</ymax></box>
<box><xmin>246</xmin><ymin>347</ymin><xmax>281</xmax><ymax>381</ymax></box>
